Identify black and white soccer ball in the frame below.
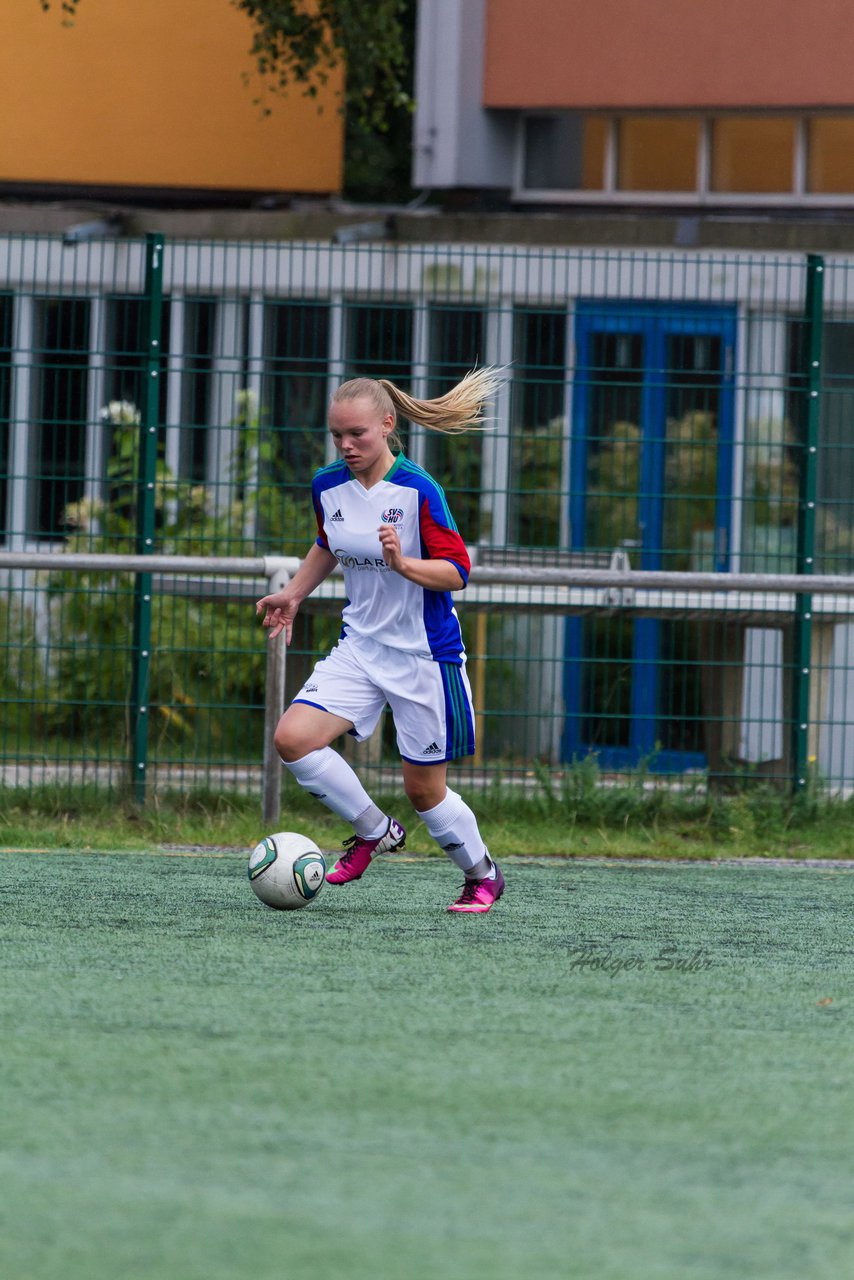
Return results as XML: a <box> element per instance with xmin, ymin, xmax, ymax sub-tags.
<box><xmin>248</xmin><ymin>832</ymin><xmax>327</xmax><ymax>911</ymax></box>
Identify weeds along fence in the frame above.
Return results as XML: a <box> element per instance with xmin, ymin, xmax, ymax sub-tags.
<box><xmin>3</xmin><ymin>233</ymin><xmax>854</xmax><ymax>811</ymax></box>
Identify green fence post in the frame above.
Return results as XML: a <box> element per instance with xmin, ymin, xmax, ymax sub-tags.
<box><xmin>130</xmin><ymin>233</ymin><xmax>165</xmax><ymax>804</ymax></box>
<box><xmin>791</xmin><ymin>253</ymin><xmax>824</xmax><ymax>795</ymax></box>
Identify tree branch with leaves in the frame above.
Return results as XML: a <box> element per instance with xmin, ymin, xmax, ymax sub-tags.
<box><xmin>39</xmin><ymin>0</ymin><xmax>412</xmax><ymax>131</ymax></box>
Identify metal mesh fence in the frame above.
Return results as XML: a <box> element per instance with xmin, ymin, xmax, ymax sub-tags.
<box><xmin>2</xmin><ymin>234</ymin><xmax>854</xmax><ymax>806</ymax></box>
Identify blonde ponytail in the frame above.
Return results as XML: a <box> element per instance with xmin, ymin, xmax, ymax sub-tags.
<box><xmin>380</xmin><ymin>366</ymin><xmax>505</xmax><ymax>435</ymax></box>
<box><xmin>331</xmin><ymin>366</ymin><xmax>505</xmax><ymax>445</ymax></box>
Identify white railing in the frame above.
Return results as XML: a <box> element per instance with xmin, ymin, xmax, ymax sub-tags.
<box><xmin>3</xmin><ymin>550</ymin><xmax>854</xmax><ymax>817</ymax></box>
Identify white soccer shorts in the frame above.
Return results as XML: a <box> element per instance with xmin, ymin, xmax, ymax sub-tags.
<box><xmin>292</xmin><ymin>632</ymin><xmax>476</xmax><ymax>764</ymax></box>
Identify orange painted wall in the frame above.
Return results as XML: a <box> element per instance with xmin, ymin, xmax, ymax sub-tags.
<box><xmin>1</xmin><ymin>0</ymin><xmax>344</xmax><ymax>192</ymax></box>
<box><xmin>485</xmin><ymin>0</ymin><xmax>854</xmax><ymax>109</ymax></box>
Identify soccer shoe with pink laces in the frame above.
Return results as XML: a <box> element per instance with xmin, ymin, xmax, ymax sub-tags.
<box><xmin>447</xmin><ymin>863</ymin><xmax>505</xmax><ymax>913</ymax></box>
<box><xmin>326</xmin><ymin>817</ymin><xmax>406</xmax><ymax>884</ymax></box>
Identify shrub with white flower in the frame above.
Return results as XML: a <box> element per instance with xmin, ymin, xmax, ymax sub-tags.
<box><xmin>234</xmin><ymin>388</ymin><xmax>259</xmax><ymax>423</ymax></box>
<box><xmin>100</xmin><ymin>399</ymin><xmax>141</xmax><ymax>427</ymax></box>
<box><xmin>62</xmin><ymin>496</ymin><xmax>104</xmax><ymax>532</ymax></box>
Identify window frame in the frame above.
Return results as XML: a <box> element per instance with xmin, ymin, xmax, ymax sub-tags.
<box><xmin>514</xmin><ymin>110</ymin><xmax>854</xmax><ymax>207</ymax></box>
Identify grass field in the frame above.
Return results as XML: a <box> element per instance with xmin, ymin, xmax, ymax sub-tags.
<box><xmin>1</xmin><ymin>848</ymin><xmax>852</xmax><ymax>1280</ymax></box>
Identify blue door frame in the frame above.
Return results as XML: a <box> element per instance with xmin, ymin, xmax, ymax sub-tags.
<box><xmin>564</xmin><ymin>301</ymin><xmax>737</xmax><ymax>770</ymax></box>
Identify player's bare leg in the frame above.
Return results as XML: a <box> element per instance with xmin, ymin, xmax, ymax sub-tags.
<box><xmin>275</xmin><ymin>703</ymin><xmax>406</xmax><ymax>884</ymax></box>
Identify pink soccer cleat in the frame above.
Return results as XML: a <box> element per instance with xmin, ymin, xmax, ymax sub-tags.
<box><xmin>326</xmin><ymin>817</ymin><xmax>406</xmax><ymax>884</ymax></box>
<box><xmin>447</xmin><ymin>863</ymin><xmax>505</xmax><ymax>913</ymax></box>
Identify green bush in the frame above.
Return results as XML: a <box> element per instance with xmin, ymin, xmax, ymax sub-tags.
<box><xmin>0</xmin><ymin>595</ymin><xmax>45</xmax><ymax>740</ymax></box>
<box><xmin>44</xmin><ymin>396</ymin><xmax>314</xmax><ymax>755</ymax></box>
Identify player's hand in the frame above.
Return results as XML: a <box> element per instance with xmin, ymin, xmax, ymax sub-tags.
<box><xmin>255</xmin><ymin>590</ymin><xmax>299</xmax><ymax>644</ymax></box>
<box><xmin>378</xmin><ymin>523</ymin><xmax>406</xmax><ymax>574</ymax></box>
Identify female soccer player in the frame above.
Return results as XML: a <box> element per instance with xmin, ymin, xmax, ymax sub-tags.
<box><xmin>255</xmin><ymin>368</ymin><xmax>505</xmax><ymax>914</ymax></box>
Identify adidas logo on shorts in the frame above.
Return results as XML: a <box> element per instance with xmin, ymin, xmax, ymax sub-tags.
<box><xmin>421</xmin><ymin>741</ymin><xmax>442</xmax><ymax>756</ymax></box>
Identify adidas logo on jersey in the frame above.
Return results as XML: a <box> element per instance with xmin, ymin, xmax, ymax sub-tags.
<box><xmin>421</xmin><ymin>741</ymin><xmax>442</xmax><ymax>756</ymax></box>
<box><xmin>330</xmin><ymin>509</ymin><xmax>344</xmax><ymax>521</ymax></box>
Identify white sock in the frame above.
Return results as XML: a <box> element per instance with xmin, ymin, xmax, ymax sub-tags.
<box><xmin>416</xmin><ymin>788</ymin><xmax>492</xmax><ymax>877</ymax></box>
<box><xmin>283</xmin><ymin>748</ymin><xmax>386</xmax><ymax>836</ymax></box>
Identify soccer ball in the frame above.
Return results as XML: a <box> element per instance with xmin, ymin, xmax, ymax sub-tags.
<box><xmin>248</xmin><ymin>832</ymin><xmax>327</xmax><ymax>910</ymax></box>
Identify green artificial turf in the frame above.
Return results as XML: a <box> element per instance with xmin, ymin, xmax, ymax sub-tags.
<box><xmin>1</xmin><ymin>851</ymin><xmax>853</xmax><ymax>1280</ymax></box>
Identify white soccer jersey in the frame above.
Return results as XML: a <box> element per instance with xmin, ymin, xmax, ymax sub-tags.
<box><xmin>312</xmin><ymin>453</ymin><xmax>471</xmax><ymax>663</ymax></box>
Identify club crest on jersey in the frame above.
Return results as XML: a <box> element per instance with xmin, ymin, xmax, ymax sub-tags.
<box><xmin>381</xmin><ymin>507</ymin><xmax>404</xmax><ymax>525</ymax></box>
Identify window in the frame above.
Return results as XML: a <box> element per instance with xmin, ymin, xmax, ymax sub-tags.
<box><xmin>32</xmin><ymin>298</ymin><xmax>90</xmax><ymax>539</ymax></box>
<box><xmin>808</xmin><ymin>117</ymin><xmax>854</xmax><ymax>194</ymax></box>
<box><xmin>584</xmin><ymin>331</ymin><xmax>644</xmax><ymax>552</ymax></box>
<box><xmin>520</xmin><ymin>110</ymin><xmax>854</xmax><ymax>203</ymax></box>
<box><xmin>523</xmin><ymin>113</ymin><xmax>606</xmax><ymax>190</ymax></box>
<box><xmin>344</xmin><ymin>301</ymin><xmax>413</xmax><ymax>453</ymax></box>
<box><xmin>99</xmin><ymin>296</ymin><xmax>171</xmax><ymax>543</ymax></box>
<box><xmin>264</xmin><ymin>301</ymin><xmax>329</xmax><ymax>440</ymax></box>
<box><xmin>261</xmin><ymin>301</ymin><xmax>331</xmax><ymax>550</ymax></box>
<box><xmin>0</xmin><ymin>294</ymin><xmax>12</xmax><ymax>536</ymax></box>
<box><xmin>346</xmin><ymin>302</ymin><xmax>413</xmax><ymax>382</ymax></box>
<box><xmin>744</xmin><ymin>316</ymin><xmax>854</xmax><ymax>575</ymax></box>
<box><xmin>795</xmin><ymin>317</ymin><xmax>854</xmax><ymax>573</ymax></box>
<box><xmin>617</xmin><ymin>116</ymin><xmax>699</xmax><ymax>192</ymax></box>
<box><xmin>179</xmin><ymin>298</ymin><xmax>216</xmax><ymax>484</ymax></box>
<box><xmin>426</xmin><ymin>306</ymin><xmax>486</xmax><ymax>543</ymax></box>
<box><xmin>513</xmin><ymin>309</ymin><xmax>566</xmax><ymax>428</ymax></box>
<box><xmin>510</xmin><ymin>308</ymin><xmax>567</xmax><ymax>547</ymax></box>
<box><xmin>711</xmin><ymin>116</ymin><xmax>797</xmax><ymax>193</ymax></box>
<box><xmin>105</xmin><ymin>296</ymin><xmax>171</xmax><ymax>420</ymax></box>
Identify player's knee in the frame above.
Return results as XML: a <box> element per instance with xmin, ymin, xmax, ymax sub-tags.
<box><xmin>274</xmin><ymin>719</ymin><xmax>305</xmax><ymax>763</ymax></box>
<box><xmin>403</xmin><ymin>773</ymin><xmax>446</xmax><ymax>812</ymax></box>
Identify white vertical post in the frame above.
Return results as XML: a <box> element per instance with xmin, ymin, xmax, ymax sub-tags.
<box><xmin>741</xmin><ymin>312</ymin><xmax>790</xmax><ymax>574</ymax></box>
<box><xmin>243</xmin><ymin>291</ymin><xmax>266</xmax><ymax>543</ymax></box>
<box><xmin>163</xmin><ymin>290</ymin><xmax>185</xmax><ymax>482</ymax></box>
<box><xmin>8</xmin><ymin>293</ymin><xmax>34</xmax><ymax>551</ymax></box>
<box><xmin>262</xmin><ymin>560</ymin><xmax>291</xmax><ymax>826</ymax></box>
<box><xmin>560</xmin><ymin>301</ymin><xmax>575</xmax><ymax>548</ymax></box>
<box><xmin>408</xmin><ymin>301</ymin><xmax>430</xmax><ymax>468</ymax></box>
<box><xmin>208</xmin><ymin>299</ymin><xmax>246</xmax><ymax>507</ymax></box>
<box><xmin>729</xmin><ymin>303</ymin><xmax>748</xmax><ymax>575</ymax></box>
<box><xmin>325</xmin><ymin>295</ymin><xmax>345</xmax><ymax>465</ymax></box>
<box><xmin>83</xmin><ymin>295</ymin><xmax>107</xmax><ymax>511</ymax></box>
<box><xmin>479</xmin><ymin>304</ymin><xmax>513</xmax><ymax>545</ymax></box>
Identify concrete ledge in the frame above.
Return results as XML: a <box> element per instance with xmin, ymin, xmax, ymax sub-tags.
<box><xmin>4</xmin><ymin>198</ymin><xmax>854</xmax><ymax>251</ymax></box>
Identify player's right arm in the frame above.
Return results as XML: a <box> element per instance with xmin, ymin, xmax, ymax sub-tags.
<box><xmin>255</xmin><ymin>543</ymin><xmax>338</xmax><ymax>643</ymax></box>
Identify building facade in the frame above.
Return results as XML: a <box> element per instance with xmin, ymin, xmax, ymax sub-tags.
<box><xmin>414</xmin><ymin>0</ymin><xmax>854</xmax><ymax>211</ymax></box>
<box><xmin>1</xmin><ymin>0</ymin><xmax>343</xmax><ymax>201</ymax></box>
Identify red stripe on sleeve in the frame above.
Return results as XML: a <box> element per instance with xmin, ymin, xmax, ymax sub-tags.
<box><xmin>314</xmin><ymin>500</ymin><xmax>329</xmax><ymax>549</ymax></box>
<box><xmin>419</xmin><ymin>498</ymin><xmax>470</xmax><ymax>582</ymax></box>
